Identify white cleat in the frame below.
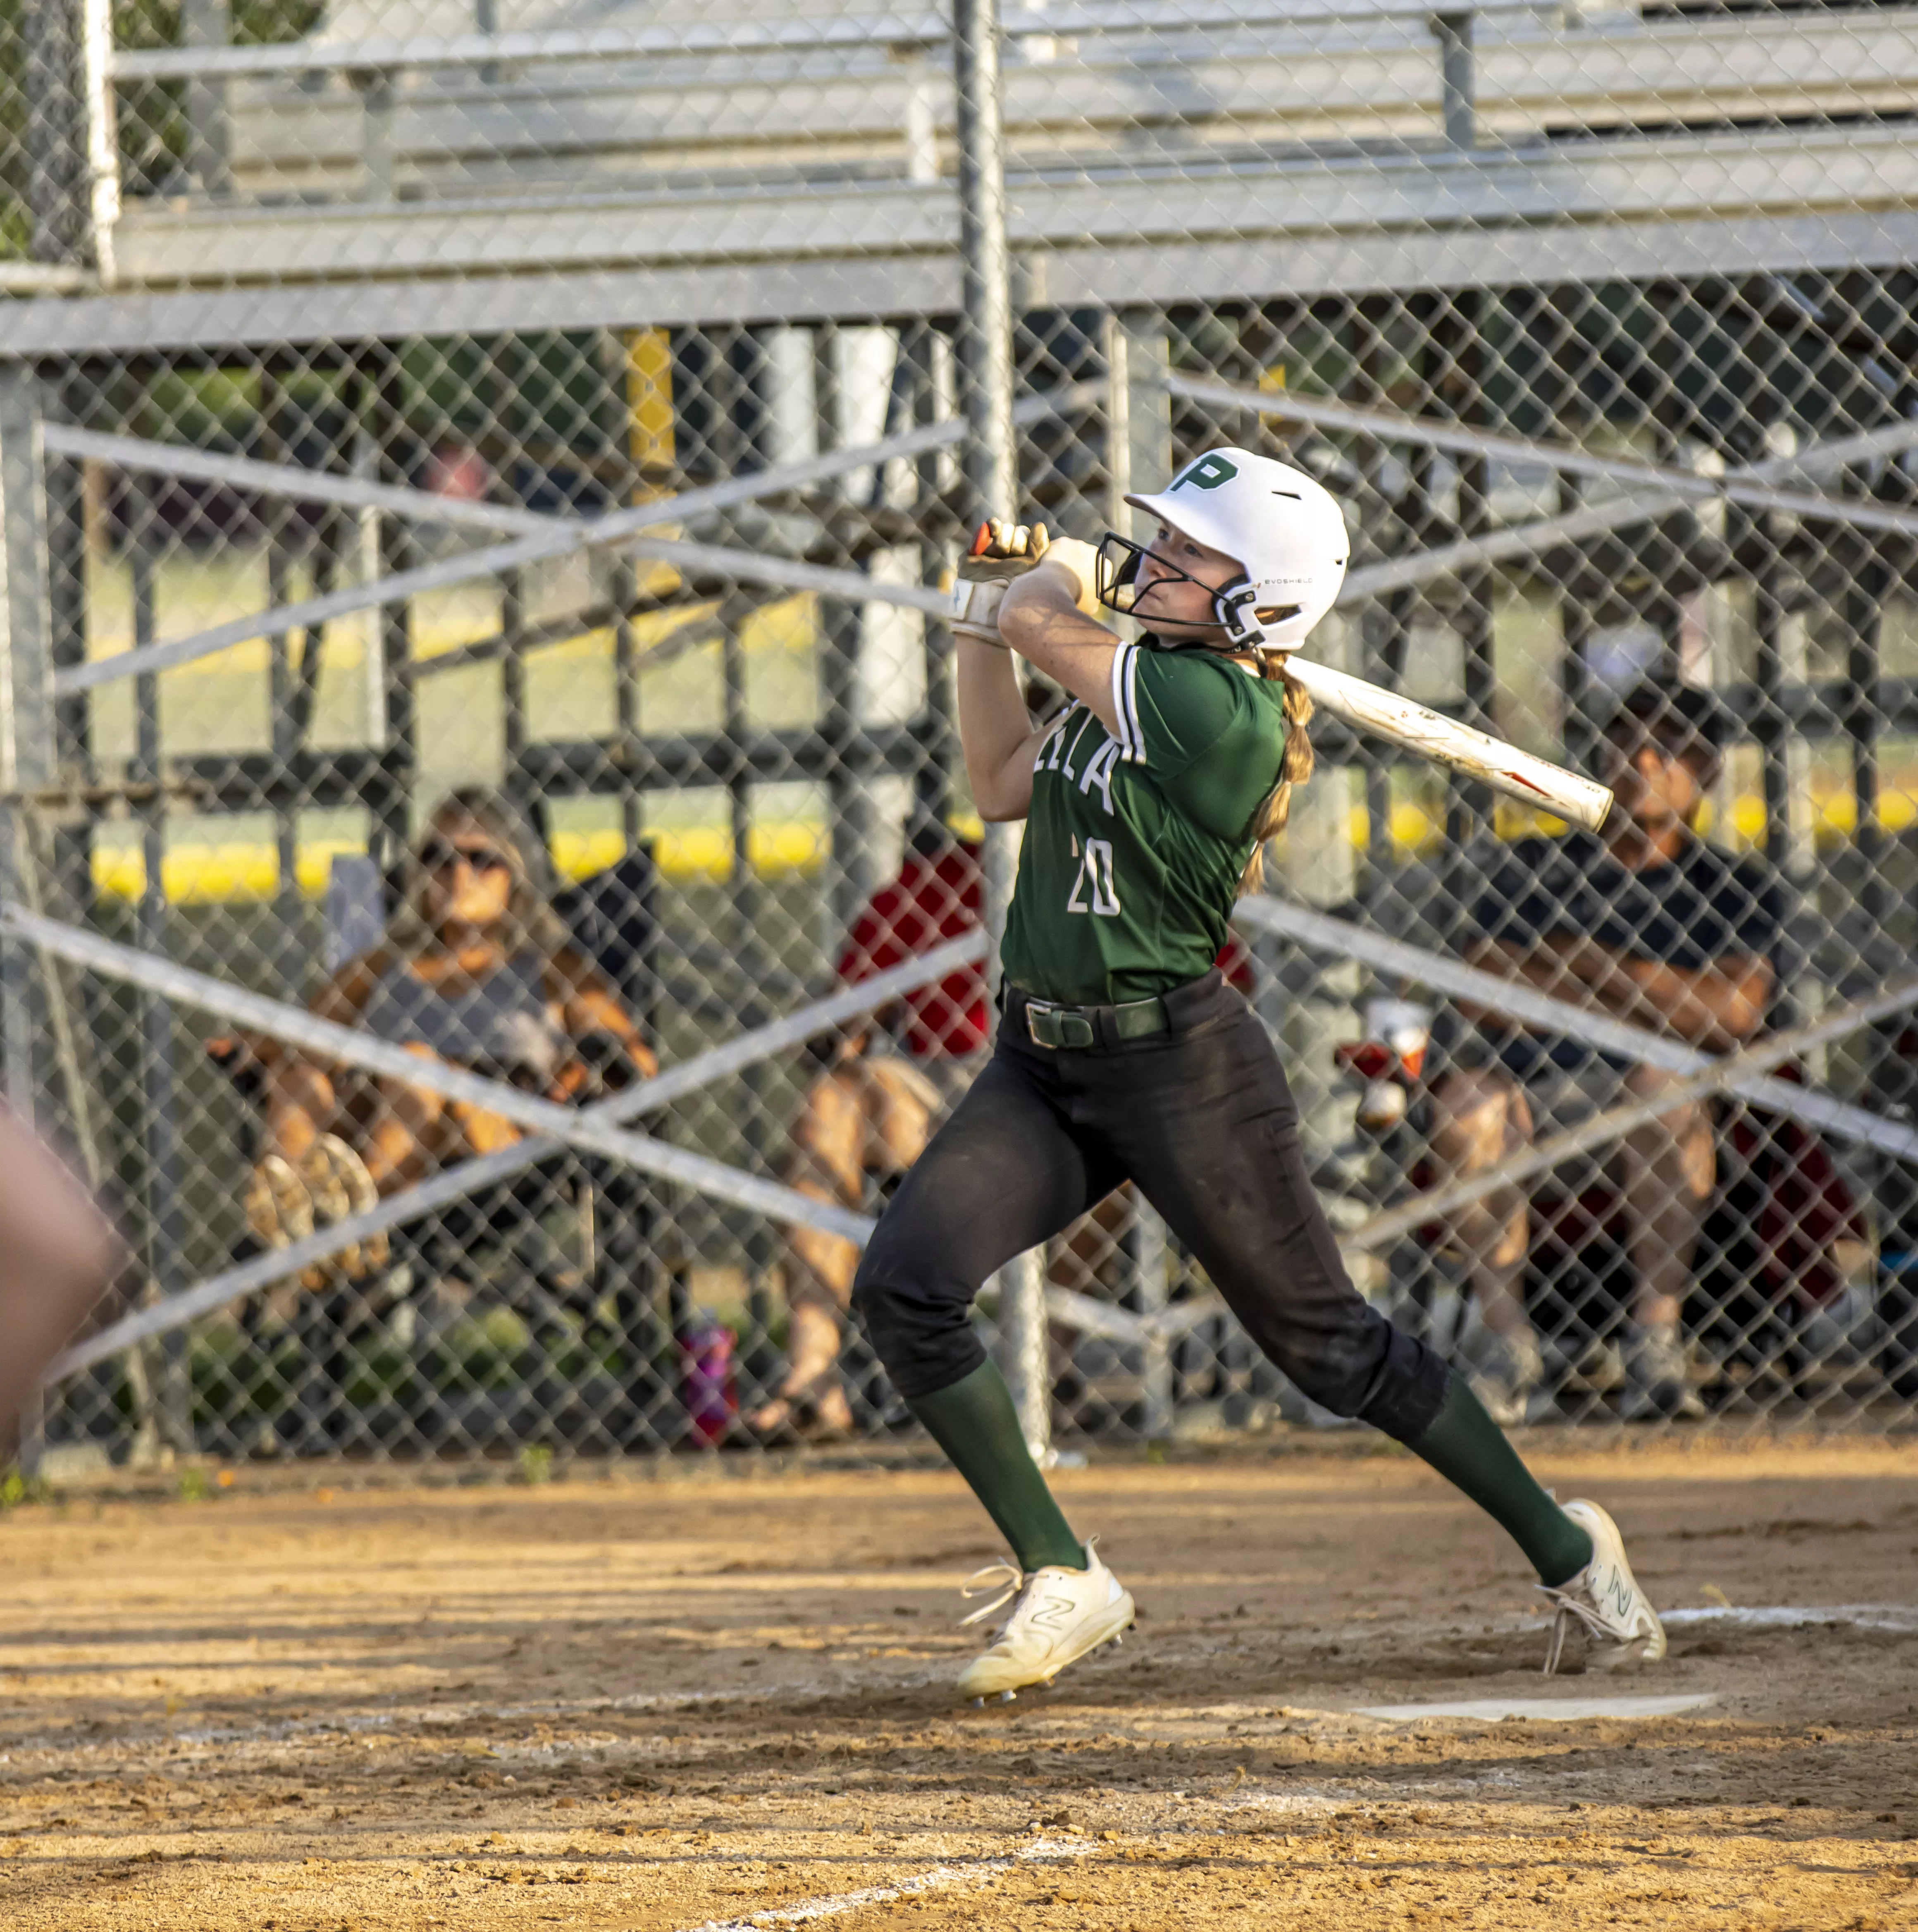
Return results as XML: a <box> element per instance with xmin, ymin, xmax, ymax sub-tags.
<box><xmin>1539</xmin><ymin>1498</ymin><xmax>1667</xmax><ymax>1675</ymax></box>
<box><xmin>954</xmin><ymin>1541</ymin><xmax>1136</xmax><ymax>1701</ymax></box>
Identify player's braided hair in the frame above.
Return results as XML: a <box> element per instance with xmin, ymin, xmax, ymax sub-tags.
<box><xmin>1236</xmin><ymin>650</ymin><xmax>1314</xmax><ymax>895</ymax></box>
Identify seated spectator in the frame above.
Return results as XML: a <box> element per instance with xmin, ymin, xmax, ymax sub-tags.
<box><xmin>233</xmin><ymin>787</ymin><xmax>657</xmax><ymax>1277</ymax></box>
<box><xmin>1426</xmin><ymin>680</ymin><xmax>1780</xmax><ymax>1421</ymax></box>
<box><xmin>749</xmin><ymin>814</ymin><xmax>989</xmax><ymax>1438</ymax></box>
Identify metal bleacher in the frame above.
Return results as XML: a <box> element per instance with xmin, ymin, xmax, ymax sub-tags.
<box><xmin>11</xmin><ymin>0</ymin><xmax>1915</xmax><ymax>355</ymax></box>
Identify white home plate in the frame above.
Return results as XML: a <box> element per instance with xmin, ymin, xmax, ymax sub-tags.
<box><xmin>1662</xmin><ymin>1604</ymin><xmax>1918</xmax><ymax>1631</ymax></box>
<box><xmin>1353</xmin><ymin>1693</ymin><xmax>1716</xmax><ymax>1723</ymax></box>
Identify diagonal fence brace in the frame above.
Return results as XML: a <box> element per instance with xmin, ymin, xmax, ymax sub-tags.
<box><xmin>1235</xmin><ymin>895</ymin><xmax>1918</xmax><ymax>1162</ymax></box>
<box><xmin>1170</xmin><ymin>373</ymin><xmax>1918</xmax><ymax>542</ymax></box>
<box><xmin>1057</xmin><ymin>965</ymin><xmax>1918</xmax><ymax>1351</ymax></box>
<box><xmin>1325</xmin><ymin>417</ymin><xmax>1918</xmax><ymax>605</ymax></box>
<box><xmin>50</xmin><ymin>382</ymin><xmax>1103</xmax><ymax>697</ymax></box>
<box><xmin>29</xmin><ymin>917</ymin><xmax>993</xmax><ymax>1379</ymax></box>
<box><xmin>1344</xmin><ymin>971</ymin><xmax>1918</xmax><ymax>1253</ymax></box>
<box><xmin>0</xmin><ymin>899</ymin><xmax>878</xmax><ymax>1233</ymax></box>
<box><xmin>39</xmin><ymin>893</ymin><xmax>1918</xmax><ymax>1380</ymax></box>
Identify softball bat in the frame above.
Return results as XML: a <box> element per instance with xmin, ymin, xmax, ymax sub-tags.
<box><xmin>1281</xmin><ymin>655</ymin><xmax>1615</xmax><ymax>833</ymax></box>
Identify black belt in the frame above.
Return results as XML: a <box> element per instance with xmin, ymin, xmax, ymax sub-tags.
<box><xmin>1009</xmin><ymin>986</ymin><xmax>1171</xmax><ymax>1051</ymax></box>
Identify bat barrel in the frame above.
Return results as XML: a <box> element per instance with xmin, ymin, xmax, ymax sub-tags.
<box><xmin>1283</xmin><ymin>656</ymin><xmax>1615</xmax><ymax>835</ymax></box>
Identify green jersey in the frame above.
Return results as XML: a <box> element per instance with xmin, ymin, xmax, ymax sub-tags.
<box><xmin>999</xmin><ymin>639</ymin><xmax>1290</xmax><ymax>1005</ymax></box>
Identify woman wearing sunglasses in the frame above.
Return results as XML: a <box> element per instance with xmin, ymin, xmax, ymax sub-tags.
<box><xmin>238</xmin><ymin>787</ymin><xmax>655</xmax><ymax>1278</ymax></box>
<box><xmin>852</xmin><ymin>447</ymin><xmax>1665</xmax><ymax>1702</ymax></box>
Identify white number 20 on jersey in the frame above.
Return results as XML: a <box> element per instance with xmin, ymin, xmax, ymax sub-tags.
<box><xmin>1066</xmin><ymin>837</ymin><xmax>1121</xmax><ymax>917</ymax></box>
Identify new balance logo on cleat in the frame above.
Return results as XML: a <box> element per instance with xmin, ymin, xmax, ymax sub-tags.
<box><xmin>954</xmin><ymin>1541</ymin><xmax>1136</xmax><ymax>1701</ymax></box>
<box><xmin>1539</xmin><ymin>1500</ymin><xmax>1667</xmax><ymax>1675</ymax></box>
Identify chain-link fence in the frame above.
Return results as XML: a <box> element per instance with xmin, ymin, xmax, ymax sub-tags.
<box><xmin>5</xmin><ymin>0</ymin><xmax>1918</xmax><ymax>1472</ymax></box>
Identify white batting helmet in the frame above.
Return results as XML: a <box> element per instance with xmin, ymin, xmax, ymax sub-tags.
<box><xmin>1109</xmin><ymin>445</ymin><xmax>1349</xmax><ymax>650</ymax></box>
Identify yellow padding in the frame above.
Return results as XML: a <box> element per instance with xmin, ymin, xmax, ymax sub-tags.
<box><xmin>86</xmin><ymin>786</ymin><xmax>1897</xmax><ymax>906</ymax></box>
<box><xmin>91</xmin><ymin>823</ymin><xmax>835</xmax><ymax>904</ymax></box>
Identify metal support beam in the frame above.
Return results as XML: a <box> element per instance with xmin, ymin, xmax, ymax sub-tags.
<box><xmin>954</xmin><ymin>0</ymin><xmax>1049</xmax><ymax>1460</ymax></box>
<box><xmin>1133</xmin><ymin>1196</ymin><xmax>1173</xmax><ymax>1439</ymax></box>
<box><xmin>1</xmin><ymin>899</ymin><xmax>880</xmax><ymax>1234</ymax></box>
<box><xmin>0</xmin><ymin>368</ymin><xmax>53</xmax><ymax>801</ymax></box>
<box><xmin>0</xmin><ymin>368</ymin><xmax>52</xmax><ymax>1087</ymax></box>
<box><xmin>40</xmin><ymin>927</ymin><xmax>989</xmax><ymax>1380</ymax></box>
<box><xmin>1345</xmin><ymin>972</ymin><xmax>1918</xmax><ymax>1253</ymax></box>
<box><xmin>1432</xmin><ymin>10</ymin><xmax>1474</xmax><ymax>150</ymax></box>
<box><xmin>109</xmin><ymin>0</ymin><xmax>1529</xmax><ymax>82</ymax></box>
<box><xmin>0</xmin><ymin>365</ymin><xmax>52</xmax><ymax>1472</ymax></box>
<box><xmin>1066</xmin><ymin>965</ymin><xmax>1918</xmax><ymax>1352</ymax></box>
<box><xmin>48</xmin><ymin>384</ymin><xmax>1101</xmax><ymax>699</ymax></box>
<box><xmin>1168</xmin><ymin>373</ymin><xmax>1918</xmax><ymax>543</ymax></box>
<box><xmin>1334</xmin><ymin>416</ymin><xmax>1918</xmax><ymax>607</ymax></box>
<box><xmin>36</xmin><ymin>898</ymin><xmax>1918</xmax><ymax>1393</ymax></box>
<box><xmin>1105</xmin><ymin>309</ymin><xmax>1173</xmax><ymax>535</ymax></box>
<box><xmin>1233</xmin><ymin>895</ymin><xmax>1918</xmax><ymax>1161</ymax></box>
<box><xmin>56</xmin><ymin>529</ymin><xmax>956</xmax><ymax>697</ymax></box>
<box><xmin>79</xmin><ymin>0</ymin><xmax>119</xmax><ymax>284</ymax></box>
<box><xmin>953</xmin><ymin>0</ymin><xmax>1017</xmax><ymax>524</ymax></box>
<box><xmin>23</xmin><ymin>0</ymin><xmax>88</xmax><ymax>267</ymax></box>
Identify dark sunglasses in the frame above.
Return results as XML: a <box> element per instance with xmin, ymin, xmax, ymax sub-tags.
<box><xmin>421</xmin><ymin>838</ymin><xmax>511</xmax><ymax>874</ymax></box>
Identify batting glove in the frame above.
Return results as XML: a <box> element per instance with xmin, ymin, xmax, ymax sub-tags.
<box><xmin>951</xmin><ymin>519</ymin><xmax>1049</xmax><ymax>647</ymax></box>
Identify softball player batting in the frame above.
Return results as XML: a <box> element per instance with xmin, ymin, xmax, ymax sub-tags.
<box><xmin>851</xmin><ymin>446</ymin><xmax>1665</xmax><ymax>1701</ymax></box>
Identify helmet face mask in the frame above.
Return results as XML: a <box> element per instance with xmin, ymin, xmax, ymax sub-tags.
<box><xmin>1095</xmin><ymin>528</ymin><xmax>1228</xmax><ymax>625</ymax></box>
<box><xmin>1095</xmin><ymin>530</ymin><xmax>1302</xmax><ymax>648</ymax></box>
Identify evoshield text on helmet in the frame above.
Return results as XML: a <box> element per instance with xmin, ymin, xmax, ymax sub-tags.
<box><xmin>1097</xmin><ymin>446</ymin><xmax>1349</xmax><ymax>650</ymax></box>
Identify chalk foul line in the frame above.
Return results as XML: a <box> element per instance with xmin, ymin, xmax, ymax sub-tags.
<box><xmin>677</xmin><ymin>1835</ymin><xmax>1090</xmax><ymax>1932</ymax></box>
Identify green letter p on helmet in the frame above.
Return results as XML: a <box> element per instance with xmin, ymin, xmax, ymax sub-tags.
<box><xmin>1124</xmin><ymin>445</ymin><xmax>1348</xmax><ymax>649</ymax></box>
<box><xmin>1171</xmin><ymin>452</ymin><xmax>1241</xmax><ymax>492</ymax></box>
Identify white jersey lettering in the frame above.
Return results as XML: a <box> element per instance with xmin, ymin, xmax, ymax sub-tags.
<box><xmin>1066</xmin><ymin>837</ymin><xmax>1120</xmax><ymax>917</ymax></box>
<box><xmin>1035</xmin><ymin>705</ymin><xmax>1077</xmax><ymax>774</ymax></box>
<box><xmin>1088</xmin><ymin>839</ymin><xmax>1121</xmax><ymax>915</ymax></box>
<box><xmin>1078</xmin><ymin>738</ymin><xmax>1121</xmax><ymax>816</ymax></box>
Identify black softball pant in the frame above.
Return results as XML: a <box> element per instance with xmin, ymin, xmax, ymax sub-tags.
<box><xmin>852</xmin><ymin>970</ymin><xmax>1450</xmax><ymax>1441</ymax></box>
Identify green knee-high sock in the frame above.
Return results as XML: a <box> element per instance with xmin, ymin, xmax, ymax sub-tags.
<box><xmin>1408</xmin><ymin>1373</ymin><xmax>1594</xmax><ymax>1586</ymax></box>
<box><xmin>909</xmin><ymin>1361</ymin><xmax>1086</xmax><ymax>1573</ymax></box>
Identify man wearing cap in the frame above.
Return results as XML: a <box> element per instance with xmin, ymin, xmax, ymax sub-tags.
<box><xmin>1427</xmin><ymin>678</ymin><xmax>1782</xmax><ymax>1420</ymax></box>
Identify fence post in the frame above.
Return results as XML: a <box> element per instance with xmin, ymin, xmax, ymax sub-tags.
<box><xmin>181</xmin><ymin>0</ymin><xmax>234</xmax><ymax>198</ymax></box>
<box><xmin>22</xmin><ymin>0</ymin><xmax>89</xmax><ymax>267</ymax></box>
<box><xmin>1104</xmin><ymin>310</ymin><xmax>1172</xmax><ymax>527</ymax></box>
<box><xmin>0</xmin><ymin>364</ymin><xmax>53</xmax><ymax>1471</ymax></box>
<box><xmin>1103</xmin><ymin>313</ymin><xmax>1176</xmax><ymax>1438</ymax></box>
<box><xmin>80</xmin><ymin>0</ymin><xmax>120</xmax><ymax>283</ymax></box>
<box><xmin>0</xmin><ymin>367</ymin><xmax>53</xmax><ymax>801</ymax></box>
<box><xmin>1133</xmin><ymin>1194</ymin><xmax>1172</xmax><ymax>1440</ymax></box>
<box><xmin>952</xmin><ymin>0</ymin><xmax>1016</xmax><ymax>520</ymax></box>
<box><xmin>128</xmin><ymin>529</ymin><xmax>193</xmax><ymax>1456</ymax></box>
<box><xmin>952</xmin><ymin>0</ymin><xmax>1050</xmax><ymax>1462</ymax></box>
<box><xmin>1432</xmin><ymin>11</ymin><xmax>1476</xmax><ymax>150</ymax></box>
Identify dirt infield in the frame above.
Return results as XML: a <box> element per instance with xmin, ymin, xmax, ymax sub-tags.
<box><xmin>2</xmin><ymin>1438</ymin><xmax>1916</xmax><ymax>1931</ymax></box>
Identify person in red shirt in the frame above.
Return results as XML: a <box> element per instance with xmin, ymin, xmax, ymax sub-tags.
<box><xmin>749</xmin><ymin>819</ymin><xmax>988</xmax><ymax>1438</ymax></box>
<box><xmin>749</xmin><ymin>814</ymin><xmax>1260</xmax><ymax>1440</ymax></box>
<box><xmin>838</xmin><ymin>829</ymin><xmax>993</xmax><ymax>1063</ymax></box>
